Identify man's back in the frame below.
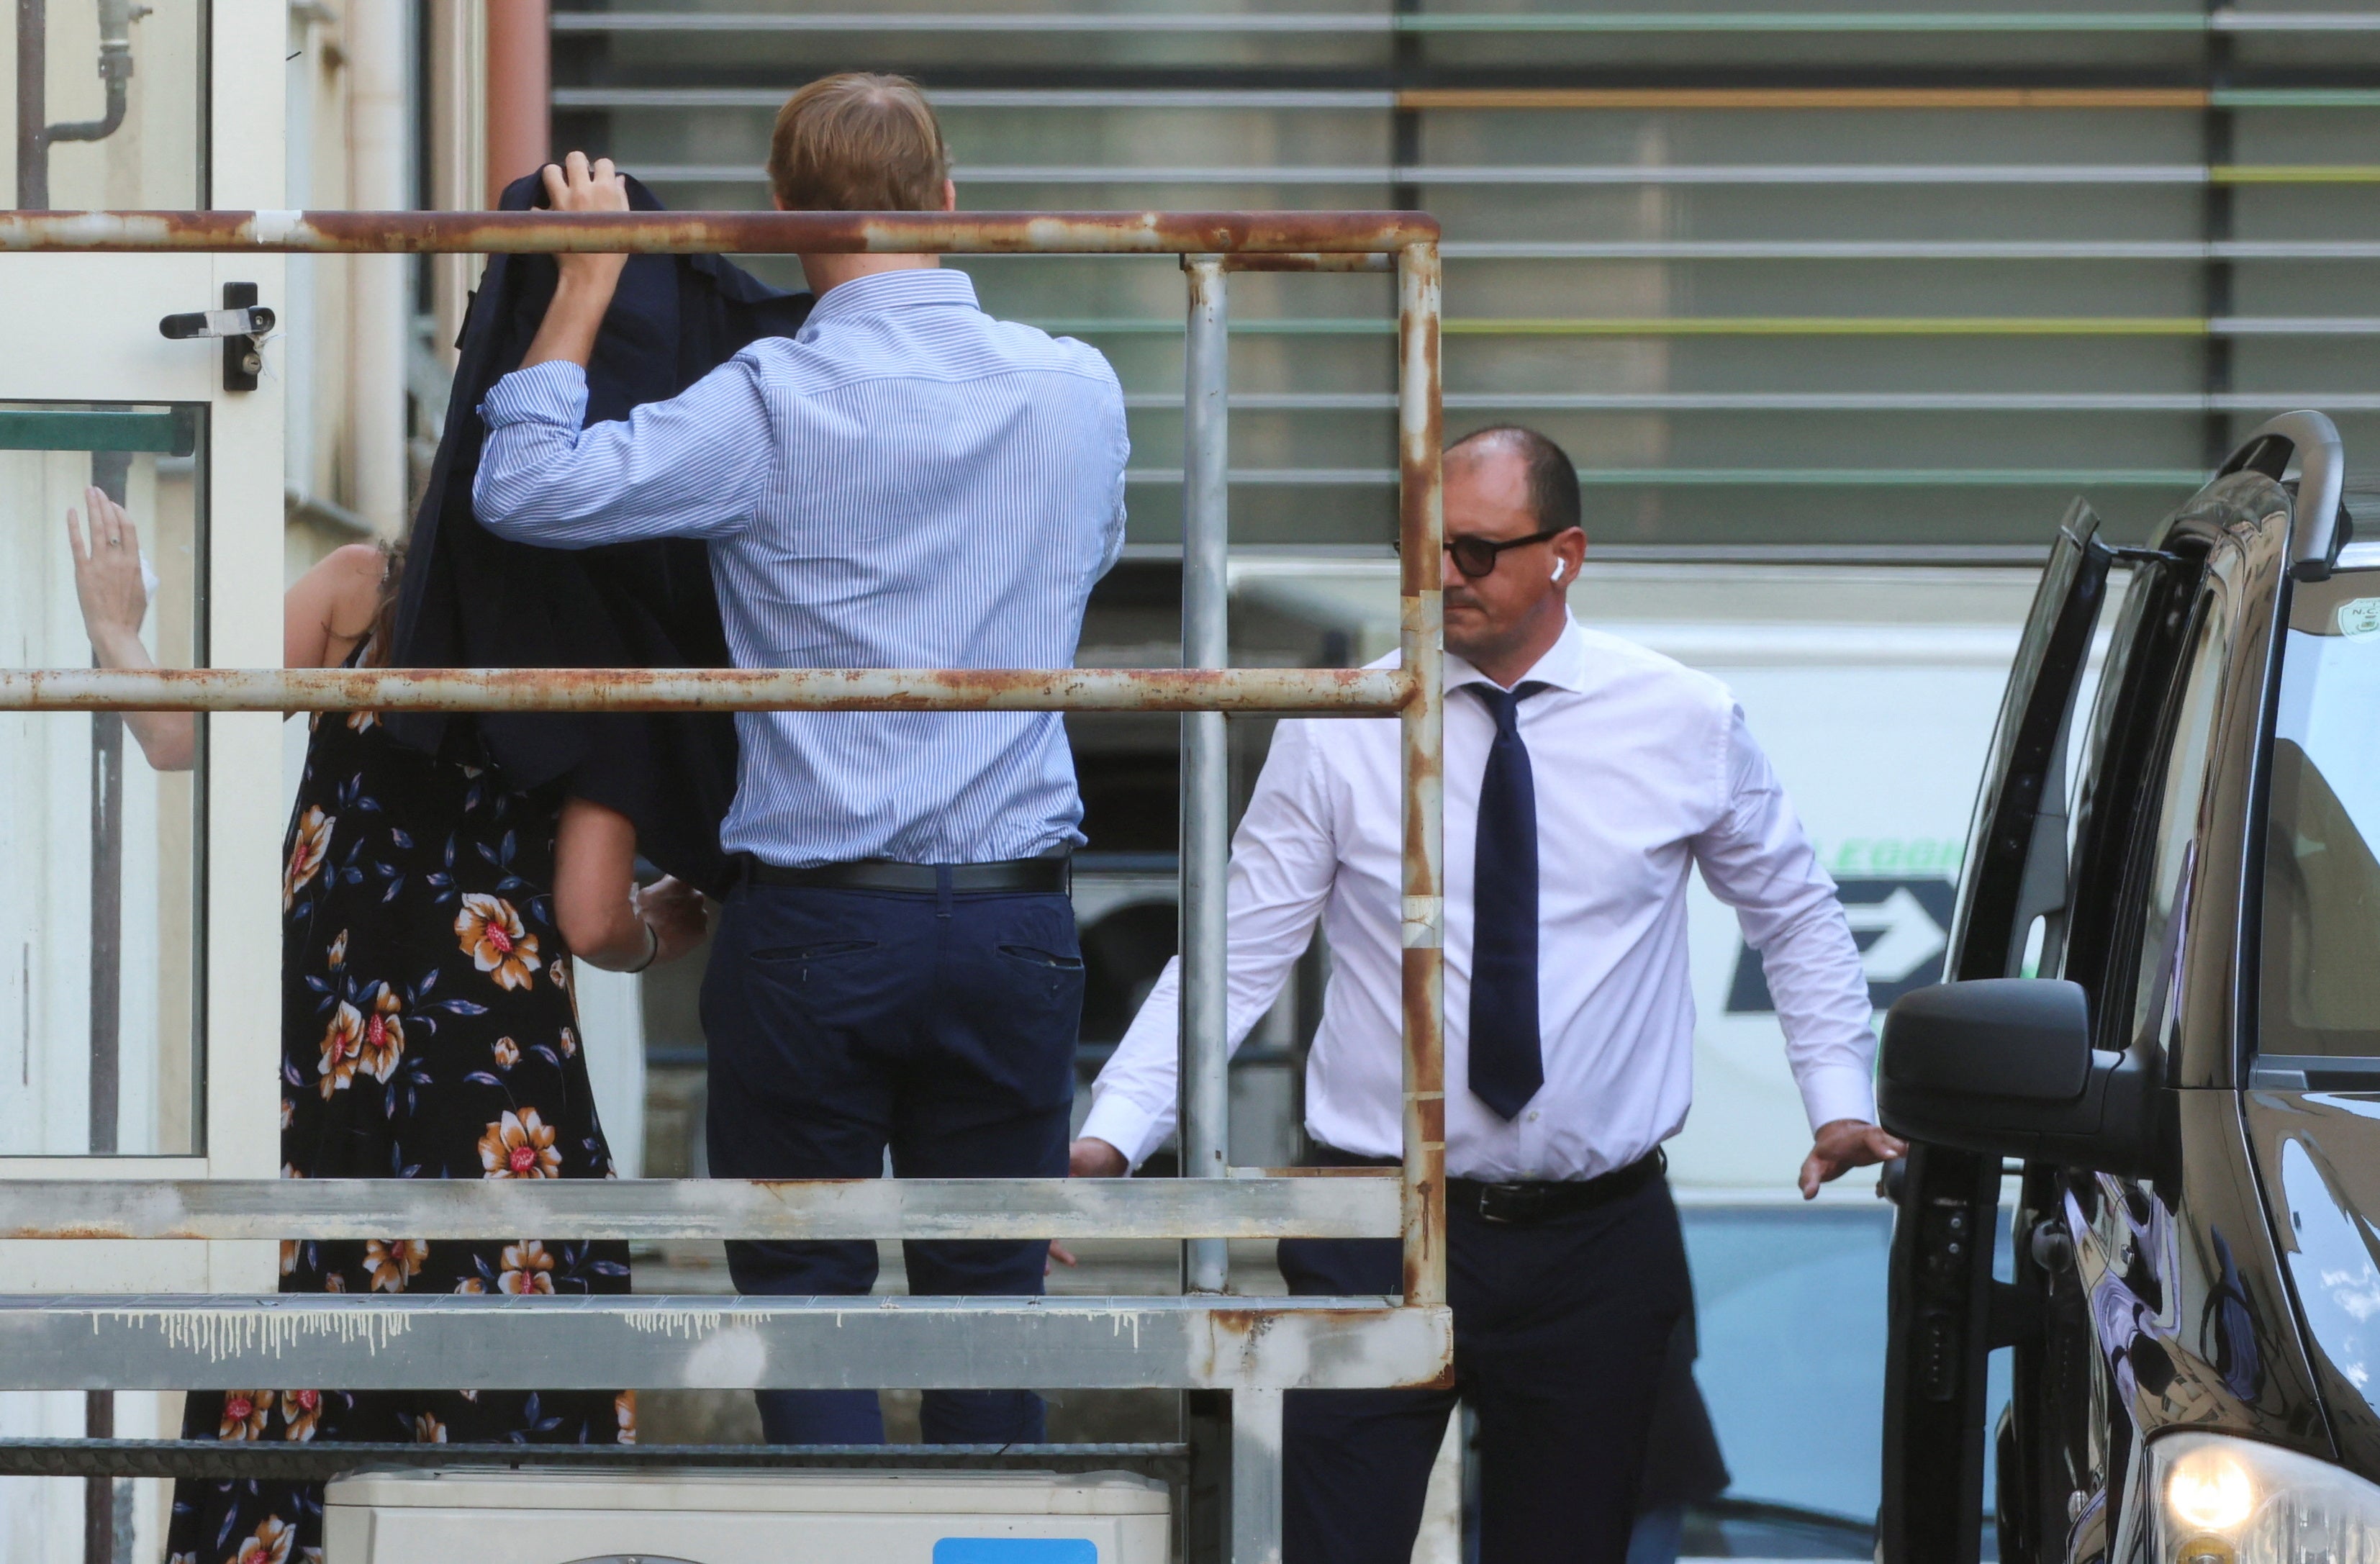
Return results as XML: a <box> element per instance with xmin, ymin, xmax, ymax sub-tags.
<box><xmin>474</xmin><ymin>267</ymin><xmax>1129</xmax><ymax>867</ymax></box>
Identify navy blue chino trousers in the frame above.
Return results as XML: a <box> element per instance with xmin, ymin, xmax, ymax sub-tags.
<box><xmin>700</xmin><ymin>876</ymin><xmax>1083</xmax><ymax>1445</ymax></box>
<box><xmin>1278</xmin><ymin>1162</ymin><xmax>1692</xmax><ymax>1564</ymax></box>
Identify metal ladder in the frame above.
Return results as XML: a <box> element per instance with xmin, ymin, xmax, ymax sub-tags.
<box><xmin>0</xmin><ymin>205</ymin><xmax>1451</xmax><ymax>1564</ymax></box>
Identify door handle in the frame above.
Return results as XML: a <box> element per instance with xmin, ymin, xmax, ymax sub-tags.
<box><xmin>157</xmin><ymin>282</ymin><xmax>273</xmax><ymax>392</ymax></box>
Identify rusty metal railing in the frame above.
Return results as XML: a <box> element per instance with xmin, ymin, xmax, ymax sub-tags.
<box><xmin>0</xmin><ymin>207</ymin><xmax>1445</xmax><ymax>1564</ymax></box>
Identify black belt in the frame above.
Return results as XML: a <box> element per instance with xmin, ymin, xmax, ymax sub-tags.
<box><xmin>741</xmin><ymin>855</ymin><xmax>1071</xmax><ymax>895</ymax></box>
<box><xmin>1450</xmin><ymin>1149</ymin><xmax>1665</xmax><ymax>1225</ymax></box>
<box><xmin>1312</xmin><ymin>1144</ymin><xmax>1665</xmax><ymax>1227</ymax></box>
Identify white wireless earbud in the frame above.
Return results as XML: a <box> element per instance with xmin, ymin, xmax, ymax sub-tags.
<box><xmin>1549</xmin><ymin>559</ymin><xmax>1565</xmax><ymax>583</ymax></box>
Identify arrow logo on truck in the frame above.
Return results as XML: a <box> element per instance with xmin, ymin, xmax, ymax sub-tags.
<box><xmin>1725</xmin><ymin>877</ymin><xmax>1957</xmax><ymax>1015</ymax></box>
<box><xmin>1842</xmin><ymin>885</ymin><xmax>1950</xmax><ymax>986</ymax></box>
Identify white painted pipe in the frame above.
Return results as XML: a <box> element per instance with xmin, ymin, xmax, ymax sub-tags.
<box><xmin>346</xmin><ymin>0</ymin><xmax>412</xmax><ymax>536</ymax></box>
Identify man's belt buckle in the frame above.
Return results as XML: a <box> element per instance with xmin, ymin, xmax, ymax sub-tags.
<box><xmin>1474</xmin><ymin>1182</ymin><xmax>1549</xmax><ymax>1225</ymax></box>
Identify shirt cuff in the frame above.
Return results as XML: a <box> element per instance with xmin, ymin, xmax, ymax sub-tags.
<box><xmin>479</xmin><ymin>358</ymin><xmax>590</xmax><ymax>429</ymax></box>
<box><xmin>1798</xmin><ymin>1061</ymin><xmax>1880</xmax><ymax>1136</ymax></box>
<box><xmin>1078</xmin><ymin>1088</ymin><xmax>1171</xmax><ymax>1172</ymax></box>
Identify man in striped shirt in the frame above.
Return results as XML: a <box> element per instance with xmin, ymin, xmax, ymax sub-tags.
<box><xmin>473</xmin><ymin>74</ymin><xmax>1129</xmax><ymax>1446</ymax></box>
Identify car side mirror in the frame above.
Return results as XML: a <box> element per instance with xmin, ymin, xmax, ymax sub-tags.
<box><xmin>1878</xmin><ymin>979</ymin><xmax>2155</xmax><ymax>1173</ymax></box>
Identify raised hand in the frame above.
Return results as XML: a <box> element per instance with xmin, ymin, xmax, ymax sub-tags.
<box><xmin>65</xmin><ymin>486</ymin><xmax>150</xmax><ymax>656</ymax></box>
<box><xmin>522</xmin><ymin>151</ymin><xmax>634</xmax><ymax>370</ymax></box>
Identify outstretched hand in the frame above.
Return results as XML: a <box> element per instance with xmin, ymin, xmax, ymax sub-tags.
<box><xmin>65</xmin><ymin>486</ymin><xmax>149</xmax><ymax>655</ymax></box>
<box><xmin>1798</xmin><ymin>1118</ymin><xmax>1909</xmax><ymax>1200</ymax></box>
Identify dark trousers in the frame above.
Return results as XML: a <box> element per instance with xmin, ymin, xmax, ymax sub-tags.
<box><xmin>700</xmin><ymin>877</ymin><xmax>1084</xmax><ymax>1445</ymax></box>
<box><xmin>1278</xmin><ymin>1160</ymin><xmax>1691</xmax><ymax>1564</ymax></box>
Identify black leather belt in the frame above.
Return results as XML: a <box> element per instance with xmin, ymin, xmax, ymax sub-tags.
<box><xmin>741</xmin><ymin>855</ymin><xmax>1070</xmax><ymax>895</ymax></box>
<box><xmin>1449</xmin><ymin>1149</ymin><xmax>1665</xmax><ymax>1226</ymax></box>
<box><xmin>1309</xmin><ymin>1144</ymin><xmax>1667</xmax><ymax>1227</ymax></box>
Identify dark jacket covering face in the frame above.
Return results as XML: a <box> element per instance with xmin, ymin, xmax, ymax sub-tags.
<box><xmin>387</xmin><ymin>172</ymin><xmax>813</xmax><ymax>896</ymax></box>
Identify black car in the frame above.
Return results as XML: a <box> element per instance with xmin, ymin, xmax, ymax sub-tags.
<box><xmin>1874</xmin><ymin>412</ymin><xmax>2380</xmax><ymax>1564</ymax></box>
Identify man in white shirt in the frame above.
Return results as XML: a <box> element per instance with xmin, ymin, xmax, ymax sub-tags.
<box><xmin>1071</xmin><ymin>426</ymin><xmax>1904</xmax><ymax>1564</ymax></box>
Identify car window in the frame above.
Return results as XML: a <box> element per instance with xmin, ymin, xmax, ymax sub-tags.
<box><xmin>2126</xmin><ymin>601</ymin><xmax>2228</xmax><ymax>1053</ymax></box>
<box><xmin>2259</xmin><ymin>567</ymin><xmax>2380</xmax><ymax>1056</ymax></box>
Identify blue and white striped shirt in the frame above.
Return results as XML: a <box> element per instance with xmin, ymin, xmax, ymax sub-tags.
<box><xmin>473</xmin><ymin>268</ymin><xmax>1130</xmax><ymax>867</ymax></box>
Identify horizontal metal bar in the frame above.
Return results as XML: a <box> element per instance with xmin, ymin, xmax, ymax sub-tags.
<box><xmin>0</xmin><ymin>407</ymin><xmax>194</xmax><ymax>453</ymax></box>
<box><xmin>0</xmin><ymin>1175</ymin><xmax>1400</xmax><ymax>1241</ymax></box>
<box><xmin>0</xmin><ymin>1438</ymin><xmax>1191</xmax><ymax>1482</ymax></box>
<box><xmin>0</xmin><ymin>666</ymin><xmax>1409</xmax><ymax>715</ymax></box>
<box><xmin>1049</xmin><ymin>316</ymin><xmax>2380</xmax><ymax>337</ymax></box>
<box><xmin>0</xmin><ymin>1296</ymin><xmax>1454</xmax><ymax>1391</ymax></box>
<box><xmin>557</xmin><ymin>87</ymin><xmax>1400</xmax><ymax>112</ymax></box>
<box><xmin>0</xmin><ymin>209</ymin><xmax>1436</xmax><ymax>255</ymax></box>
<box><xmin>543</xmin><ymin>9</ymin><xmax>2380</xmax><ymax>33</ymax></box>
<box><xmin>626</xmin><ymin>161</ymin><xmax>2380</xmax><ymax>187</ymax></box>
<box><xmin>1441</xmin><ymin>240</ymin><xmax>2380</xmax><ymax>261</ymax></box>
<box><xmin>1124</xmin><ymin>466</ymin><xmax>2204</xmax><ymax>486</ymax></box>
<box><xmin>1118</xmin><ymin>392</ymin><xmax>2380</xmax><ymax>412</ymax></box>
<box><xmin>554</xmin><ymin>86</ymin><xmax>2380</xmax><ymax>114</ymax></box>
<box><xmin>1401</xmin><ymin>87</ymin><xmax>2217</xmax><ymax>110</ymax></box>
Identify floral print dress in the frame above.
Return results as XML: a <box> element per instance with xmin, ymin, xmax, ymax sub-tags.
<box><xmin>165</xmin><ymin>686</ymin><xmax>635</xmax><ymax>1564</ymax></box>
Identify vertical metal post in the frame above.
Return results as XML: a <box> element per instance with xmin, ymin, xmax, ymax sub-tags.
<box><xmin>1231</xmin><ymin>1388</ymin><xmax>1284</xmax><ymax>1564</ymax></box>
<box><xmin>13</xmin><ymin>0</ymin><xmax>46</xmax><ymax>210</ymax></box>
<box><xmin>1180</xmin><ymin>254</ymin><xmax>1231</xmax><ymax>1294</ymax></box>
<box><xmin>1396</xmin><ymin>241</ymin><xmax>1447</xmax><ymax>1310</ymax></box>
<box><xmin>89</xmin><ymin>449</ymin><xmax>130</xmax><ymax>1157</ymax></box>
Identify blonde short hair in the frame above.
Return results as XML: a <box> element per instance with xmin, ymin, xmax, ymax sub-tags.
<box><xmin>768</xmin><ymin>73</ymin><xmax>950</xmax><ymax>212</ymax></box>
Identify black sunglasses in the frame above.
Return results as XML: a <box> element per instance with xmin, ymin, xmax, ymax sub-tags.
<box><xmin>1392</xmin><ymin>525</ymin><xmax>1575</xmax><ymax>579</ymax></box>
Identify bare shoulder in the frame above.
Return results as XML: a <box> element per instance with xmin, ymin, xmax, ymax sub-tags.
<box><xmin>310</xmin><ymin>543</ymin><xmax>390</xmax><ymax>617</ymax></box>
<box><xmin>284</xmin><ymin>542</ymin><xmax>392</xmax><ymax>666</ymax></box>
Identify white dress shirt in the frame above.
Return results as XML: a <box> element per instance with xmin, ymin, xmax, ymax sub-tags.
<box><xmin>1079</xmin><ymin>616</ymin><xmax>1878</xmax><ymax>1182</ymax></box>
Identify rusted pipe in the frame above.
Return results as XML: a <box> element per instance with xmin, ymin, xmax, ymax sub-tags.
<box><xmin>1396</xmin><ymin>241</ymin><xmax>1449</xmax><ymax>1311</ymax></box>
<box><xmin>0</xmin><ymin>209</ymin><xmax>1442</xmax><ymax>255</ymax></box>
<box><xmin>1218</xmin><ymin>253</ymin><xmax>1395</xmax><ymax>273</ymax></box>
<box><xmin>484</xmin><ymin>0</ymin><xmax>551</xmax><ymax>205</ymax></box>
<box><xmin>0</xmin><ymin>666</ymin><xmax>1413</xmax><ymax>715</ymax></box>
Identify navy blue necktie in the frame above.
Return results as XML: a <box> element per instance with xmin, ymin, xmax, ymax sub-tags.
<box><xmin>1468</xmin><ymin>680</ymin><xmax>1549</xmax><ymax>1120</ymax></box>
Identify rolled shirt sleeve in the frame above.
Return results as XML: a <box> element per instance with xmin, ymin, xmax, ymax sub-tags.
<box><xmin>473</xmin><ymin>353</ymin><xmax>778</xmax><ymax>547</ymax></box>
<box><xmin>1689</xmin><ymin>705</ymin><xmax>1880</xmax><ymax>1134</ymax></box>
<box><xmin>1079</xmin><ymin>721</ymin><xmax>1341</xmax><ymax>1170</ymax></box>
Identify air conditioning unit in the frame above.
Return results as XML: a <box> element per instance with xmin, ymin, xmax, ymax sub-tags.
<box><xmin>322</xmin><ymin>1467</ymin><xmax>1171</xmax><ymax>1564</ymax></box>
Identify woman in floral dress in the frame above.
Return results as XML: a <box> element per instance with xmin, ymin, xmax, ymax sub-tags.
<box><xmin>68</xmin><ymin>499</ymin><xmax>707</xmax><ymax>1564</ymax></box>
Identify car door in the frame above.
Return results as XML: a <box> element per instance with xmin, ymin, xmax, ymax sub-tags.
<box><xmin>1878</xmin><ymin>501</ymin><xmax>2117</xmax><ymax>1564</ymax></box>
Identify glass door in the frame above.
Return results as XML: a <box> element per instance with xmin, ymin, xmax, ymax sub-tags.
<box><xmin>0</xmin><ymin>404</ymin><xmax>205</xmax><ymax>1157</ymax></box>
<box><xmin>0</xmin><ymin>0</ymin><xmax>287</xmax><ymax>1285</ymax></box>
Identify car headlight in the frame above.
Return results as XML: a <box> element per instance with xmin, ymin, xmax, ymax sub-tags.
<box><xmin>2135</xmin><ymin>1431</ymin><xmax>2380</xmax><ymax>1563</ymax></box>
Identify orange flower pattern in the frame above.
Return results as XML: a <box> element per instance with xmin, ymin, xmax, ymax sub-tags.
<box><xmin>315</xmin><ymin>1002</ymin><xmax>363</xmax><ymax>1099</ymax></box>
<box><xmin>358</xmin><ymin>984</ymin><xmax>406</xmax><ymax>1082</ymax></box>
<box><xmin>282</xmin><ymin>808</ymin><xmax>334</xmax><ymax>912</ymax></box>
<box><xmin>174</xmin><ymin>669</ymin><xmax>628</xmax><ymax>1564</ymax></box>
<box><xmin>232</xmin><ymin>1517</ymin><xmax>294</xmax><ymax>1564</ymax></box>
<box><xmin>499</xmin><ymin>1239</ymin><xmax>556</xmax><ymax>1295</ymax></box>
<box><xmin>478</xmin><ymin>1108</ymin><xmax>561</xmax><ymax>1180</ymax></box>
<box><xmin>454</xmin><ymin>892</ymin><xmax>541</xmax><ymax>990</ymax></box>
<box><xmin>218</xmin><ymin>1391</ymin><xmax>269</xmax><ymax>1442</ymax></box>
<box><xmin>279</xmin><ymin>1390</ymin><xmax>323</xmax><ymax>1442</ymax></box>
<box><xmin>363</xmin><ymin>1239</ymin><xmax>429</xmax><ymax>1294</ymax></box>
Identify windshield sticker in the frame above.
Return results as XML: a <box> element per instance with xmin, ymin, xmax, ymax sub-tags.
<box><xmin>2340</xmin><ymin>598</ymin><xmax>2380</xmax><ymax>640</ymax></box>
